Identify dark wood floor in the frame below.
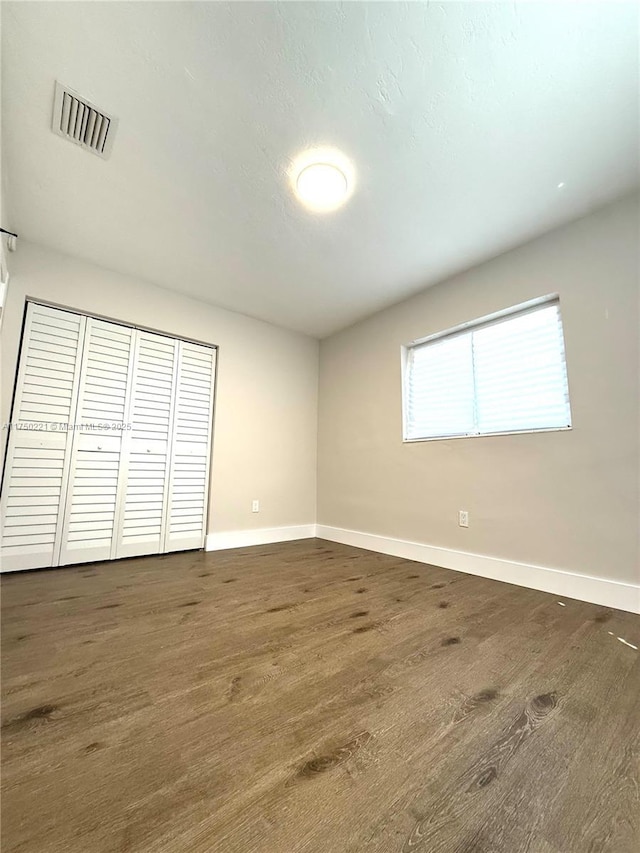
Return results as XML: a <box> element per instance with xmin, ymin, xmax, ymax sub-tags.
<box><xmin>1</xmin><ymin>539</ymin><xmax>638</xmax><ymax>853</ymax></box>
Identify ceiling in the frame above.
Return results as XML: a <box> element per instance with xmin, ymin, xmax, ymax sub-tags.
<box><xmin>2</xmin><ymin>2</ymin><xmax>638</xmax><ymax>338</ymax></box>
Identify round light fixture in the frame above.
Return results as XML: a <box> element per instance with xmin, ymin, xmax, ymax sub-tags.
<box><xmin>290</xmin><ymin>147</ymin><xmax>354</xmax><ymax>212</ymax></box>
<box><xmin>296</xmin><ymin>163</ymin><xmax>348</xmax><ymax>210</ymax></box>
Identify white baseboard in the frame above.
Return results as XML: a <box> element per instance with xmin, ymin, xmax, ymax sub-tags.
<box><xmin>205</xmin><ymin>524</ymin><xmax>316</xmax><ymax>552</ymax></box>
<box><xmin>315</xmin><ymin>525</ymin><xmax>640</xmax><ymax>614</ymax></box>
<box><xmin>203</xmin><ymin>522</ymin><xmax>639</xmax><ymax>614</ymax></box>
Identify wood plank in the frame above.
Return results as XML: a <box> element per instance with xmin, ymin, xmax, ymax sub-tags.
<box><xmin>1</xmin><ymin>539</ymin><xmax>638</xmax><ymax>853</ymax></box>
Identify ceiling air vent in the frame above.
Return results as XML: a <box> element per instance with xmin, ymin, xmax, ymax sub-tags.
<box><xmin>52</xmin><ymin>82</ymin><xmax>117</xmax><ymax>159</ymax></box>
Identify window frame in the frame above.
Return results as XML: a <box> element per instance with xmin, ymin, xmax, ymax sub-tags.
<box><xmin>401</xmin><ymin>294</ymin><xmax>572</xmax><ymax>443</ymax></box>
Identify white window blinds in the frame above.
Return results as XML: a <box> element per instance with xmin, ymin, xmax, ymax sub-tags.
<box><xmin>404</xmin><ymin>298</ymin><xmax>572</xmax><ymax>441</ymax></box>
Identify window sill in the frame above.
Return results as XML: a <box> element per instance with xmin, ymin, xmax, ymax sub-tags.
<box><xmin>402</xmin><ymin>425</ymin><xmax>573</xmax><ymax>443</ymax></box>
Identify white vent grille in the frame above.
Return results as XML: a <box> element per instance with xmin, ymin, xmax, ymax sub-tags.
<box><xmin>52</xmin><ymin>82</ymin><xmax>117</xmax><ymax>159</ymax></box>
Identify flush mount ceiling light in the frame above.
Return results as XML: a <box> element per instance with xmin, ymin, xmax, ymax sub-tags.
<box><xmin>290</xmin><ymin>148</ymin><xmax>355</xmax><ymax>212</ymax></box>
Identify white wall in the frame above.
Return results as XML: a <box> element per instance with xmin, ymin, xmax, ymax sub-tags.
<box><xmin>1</xmin><ymin>242</ymin><xmax>318</xmax><ymax>538</ymax></box>
<box><xmin>318</xmin><ymin>195</ymin><xmax>640</xmax><ymax>596</ymax></box>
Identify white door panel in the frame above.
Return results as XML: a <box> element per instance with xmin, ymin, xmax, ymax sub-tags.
<box><xmin>0</xmin><ymin>304</ymin><xmax>86</xmax><ymax>571</ymax></box>
<box><xmin>113</xmin><ymin>331</ymin><xmax>178</xmax><ymax>559</ymax></box>
<box><xmin>164</xmin><ymin>342</ymin><xmax>215</xmax><ymax>553</ymax></box>
<box><xmin>58</xmin><ymin>318</ymin><xmax>135</xmax><ymax>566</ymax></box>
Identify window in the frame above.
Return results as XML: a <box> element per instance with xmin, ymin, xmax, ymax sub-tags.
<box><xmin>403</xmin><ymin>296</ymin><xmax>572</xmax><ymax>441</ymax></box>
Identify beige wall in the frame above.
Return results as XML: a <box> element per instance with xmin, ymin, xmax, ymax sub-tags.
<box><xmin>2</xmin><ymin>197</ymin><xmax>638</xmax><ymax>586</ymax></box>
<box><xmin>318</xmin><ymin>195</ymin><xmax>640</xmax><ymax>585</ymax></box>
<box><xmin>1</xmin><ymin>242</ymin><xmax>318</xmax><ymax>535</ymax></box>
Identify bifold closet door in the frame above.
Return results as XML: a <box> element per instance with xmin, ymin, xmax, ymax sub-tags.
<box><xmin>1</xmin><ymin>303</ymin><xmax>216</xmax><ymax>571</ymax></box>
<box><xmin>0</xmin><ymin>304</ymin><xmax>86</xmax><ymax>571</ymax></box>
<box><xmin>113</xmin><ymin>331</ymin><xmax>178</xmax><ymax>559</ymax></box>
<box><xmin>164</xmin><ymin>341</ymin><xmax>216</xmax><ymax>552</ymax></box>
<box><xmin>58</xmin><ymin>318</ymin><xmax>135</xmax><ymax>566</ymax></box>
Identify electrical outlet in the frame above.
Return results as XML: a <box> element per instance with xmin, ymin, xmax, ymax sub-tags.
<box><xmin>458</xmin><ymin>510</ymin><xmax>469</xmax><ymax>528</ymax></box>
<box><xmin>252</xmin><ymin>500</ymin><xmax>260</xmax><ymax>513</ymax></box>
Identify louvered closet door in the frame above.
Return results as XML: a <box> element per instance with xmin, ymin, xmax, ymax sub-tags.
<box><xmin>0</xmin><ymin>304</ymin><xmax>86</xmax><ymax>571</ymax></box>
<box><xmin>113</xmin><ymin>331</ymin><xmax>178</xmax><ymax>558</ymax></box>
<box><xmin>58</xmin><ymin>318</ymin><xmax>134</xmax><ymax>566</ymax></box>
<box><xmin>164</xmin><ymin>342</ymin><xmax>215</xmax><ymax>552</ymax></box>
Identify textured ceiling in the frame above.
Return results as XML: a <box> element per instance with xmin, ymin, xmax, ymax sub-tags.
<box><xmin>2</xmin><ymin>1</ymin><xmax>638</xmax><ymax>337</ymax></box>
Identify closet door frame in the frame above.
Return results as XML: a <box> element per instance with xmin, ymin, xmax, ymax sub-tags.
<box><xmin>1</xmin><ymin>299</ymin><xmax>218</xmax><ymax>570</ymax></box>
